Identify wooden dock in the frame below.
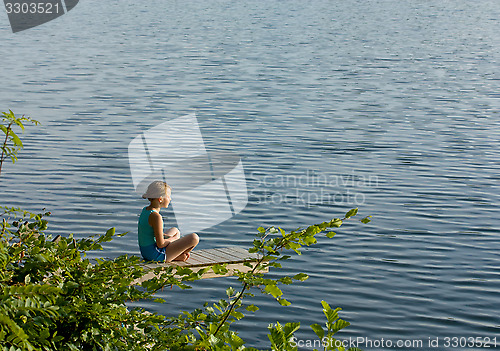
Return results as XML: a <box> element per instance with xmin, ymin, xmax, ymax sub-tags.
<box><xmin>47</xmin><ymin>237</ymin><xmax>265</xmax><ymax>283</ymax></box>
<box><xmin>133</xmin><ymin>246</ymin><xmax>267</xmax><ymax>284</ymax></box>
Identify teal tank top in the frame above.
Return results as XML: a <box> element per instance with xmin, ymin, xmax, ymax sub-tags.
<box><xmin>138</xmin><ymin>207</ymin><xmax>158</xmax><ymax>247</ymax></box>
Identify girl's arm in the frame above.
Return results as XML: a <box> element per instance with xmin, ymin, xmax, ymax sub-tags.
<box><xmin>148</xmin><ymin>211</ymin><xmax>177</xmax><ymax>248</ymax></box>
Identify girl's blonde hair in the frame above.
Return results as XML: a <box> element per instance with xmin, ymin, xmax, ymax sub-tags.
<box><xmin>142</xmin><ymin>180</ymin><xmax>172</xmax><ymax>200</ymax></box>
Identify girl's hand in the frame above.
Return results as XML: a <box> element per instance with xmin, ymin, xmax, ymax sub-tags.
<box><xmin>164</xmin><ymin>228</ymin><xmax>180</xmax><ymax>242</ymax></box>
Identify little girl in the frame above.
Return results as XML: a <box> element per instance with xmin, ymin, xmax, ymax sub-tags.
<box><xmin>138</xmin><ymin>180</ymin><xmax>199</xmax><ymax>262</ymax></box>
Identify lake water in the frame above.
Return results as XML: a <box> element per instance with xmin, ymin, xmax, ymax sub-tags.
<box><xmin>1</xmin><ymin>0</ymin><xmax>499</xmax><ymax>349</ymax></box>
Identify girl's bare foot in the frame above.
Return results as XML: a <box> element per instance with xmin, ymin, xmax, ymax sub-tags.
<box><xmin>173</xmin><ymin>252</ymin><xmax>189</xmax><ymax>262</ymax></box>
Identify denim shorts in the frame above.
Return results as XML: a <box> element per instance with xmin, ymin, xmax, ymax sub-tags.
<box><xmin>139</xmin><ymin>243</ymin><xmax>167</xmax><ymax>262</ymax></box>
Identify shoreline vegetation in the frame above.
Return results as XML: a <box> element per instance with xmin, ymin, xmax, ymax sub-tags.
<box><xmin>1</xmin><ymin>111</ymin><xmax>369</xmax><ymax>350</ymax></box>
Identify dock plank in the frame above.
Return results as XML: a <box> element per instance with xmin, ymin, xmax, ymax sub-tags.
<box><xmin>216</xmin><ymin>247</ymin><xmax>249</xmax><ymax>261</ymax></box>
<box><xmin>219</xmin><ymin>247</ymin><xmax>260</xmax><ymax>262</ymax></box>
<box><xmin>132</xmin><ymin>247</ymin><xmax>267</xmax><ymax>284</ymax></box>
<box><xmin>190</xmin><ymin>253</ymin><xmax>221</xmax><ymax>266</ymax></box>
<box><xmin>227</xmin><ymin>246</ymin><xmax>261</xmax><ymax>259</ymax></box>
<box><xmin>194</xmin><ymin>250</ymin><xmax>234</xmax><ymax>264</ymax></box>
<box><xmin>210</xmin><ymin>248</ymin><xmax>247</xmax><ymax>262</ymax></box>
<box><xmin>186</xmin><ymin>253</ymin><xmax>214</xmax><ymax>266</ymax></box>
<box><xmin>214</xmin><ymin>248</ymin><xmax>250</xmax><ymax>260</ymax></box>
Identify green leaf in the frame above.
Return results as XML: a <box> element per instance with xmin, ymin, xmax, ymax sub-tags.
<box><xmin>213</xmin><ymin>263</ymin><xmax>228</xmax><ymax>275</ymax></box>
<box><xmin>270</xmin><ymin>262</ymin><xmax>282</xmax><ymax>268</ymax></box>
<box><xmin>286</xmin><ymin>241</ymin><xmax>302</xmax><ymax>254</ymax></box>
<box><xmin>279</xmin><ymin>276</ymin><xmax>293</xmax><ymax>285</ymax></box>
<box><xmin>105</xmin><ymin>227</ymin><xmax>115</xmax><ymax>239</ymax></box>
<box><xmin>326</xmin><ymin>231</ymin><xmax>336</xmax><ymax>238</ymax></box>
<box><xmin>329</xmin><ymin>218</ymin><xmax>343</xmax><ymax>227</ymax></box>
<box><xmin>332</xmin><ymin>319</ymin><xmax>350</xmax><ymax>334</ymax></box>
<box><xmin>231</xmin><ymin>311</ymin><xmax>245</xmax><ymax>320</ymax></box>
<box><xmin>345</xmin><ymin>208</ymin><xmax>358</xmax><ymax>219</ymax></box>
<box><xmin>246</xmin><ymin>304</ymin><xmax>259</xmax><ymax>312</ymax></box>
<box><xmin>321</xmin><ymin>301</ymin><xmax>332</xmax><ymax>313</ymax></box>
<box><xmin>13</xmin><ymin>117</ymin><xmax>26</xmax><ymax>130</ymax></box>
<box><xmin>268</xmin><ymin>324</ymin><xmax>284</xmax><ymax>349</ymax></box>
<box><xmin>360</xmin><ymin>215</ymin><xmax>372</xmax><ymax>224</ymax></box>
<box><xmin>265</xmin><ymin>284</ymin><xmax>283</xmax><ymax>298</ymax></box>
<box><xmin>11</xmin><ymin>132</ymin><xmax>23</xmax><ymax>148</ymax></box>
<box><xmin>228</xmin><ymin>333</ymin><xmax>245</xmax><ymax>349</ymax></box>
<box><xmin>310</xmin><ymin>323</ymin><xmax>324</xmax><ymax>339</ymax></box>
<box><xmin>303</xmin><ymin>235</ymin><xmax>317</xmax><ymax>245</ymax></box>
<box><xmin>293</xmin><ymin>273</ymin><xmax>309</xmax><ymax>281</ymax></box>
<box><xmin>278</xmin><ymin>298</ymin><xmax>291</xmax><ymax>306</ymax></box>
<box><xmin>283</xmin><ymin>322</ymin><xmax>301</xmax><ymax>338</ymax></box>
<box><xmin>305</xmin><ymin>225</ymin><xmax>320</xmax><ymax>236</ymax></box>
<box><xmin>322</xmin><ymin>304</ymin><xmax>341</xmax><ymax>325</ymax></box>
<box><xmin>174</xmin><ymin>266</ymin><xmax>194</xmax><ymax>276</ymax></box>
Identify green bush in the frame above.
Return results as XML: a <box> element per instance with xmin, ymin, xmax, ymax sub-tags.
<box><xmin>0</xmin><ymin>110</ymin><xmax>369</xmax><ymax>350</ymax></box>
<box><xmin>0</xmin><ymin>110</ymin><xmax>39</xmax><ymax>176</ymax></box>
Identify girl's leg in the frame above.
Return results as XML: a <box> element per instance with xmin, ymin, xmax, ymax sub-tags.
<box><xmin>164</xmin><ymin>233</ymin><xmax>199</xmax><ymax>262</ymax></box>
